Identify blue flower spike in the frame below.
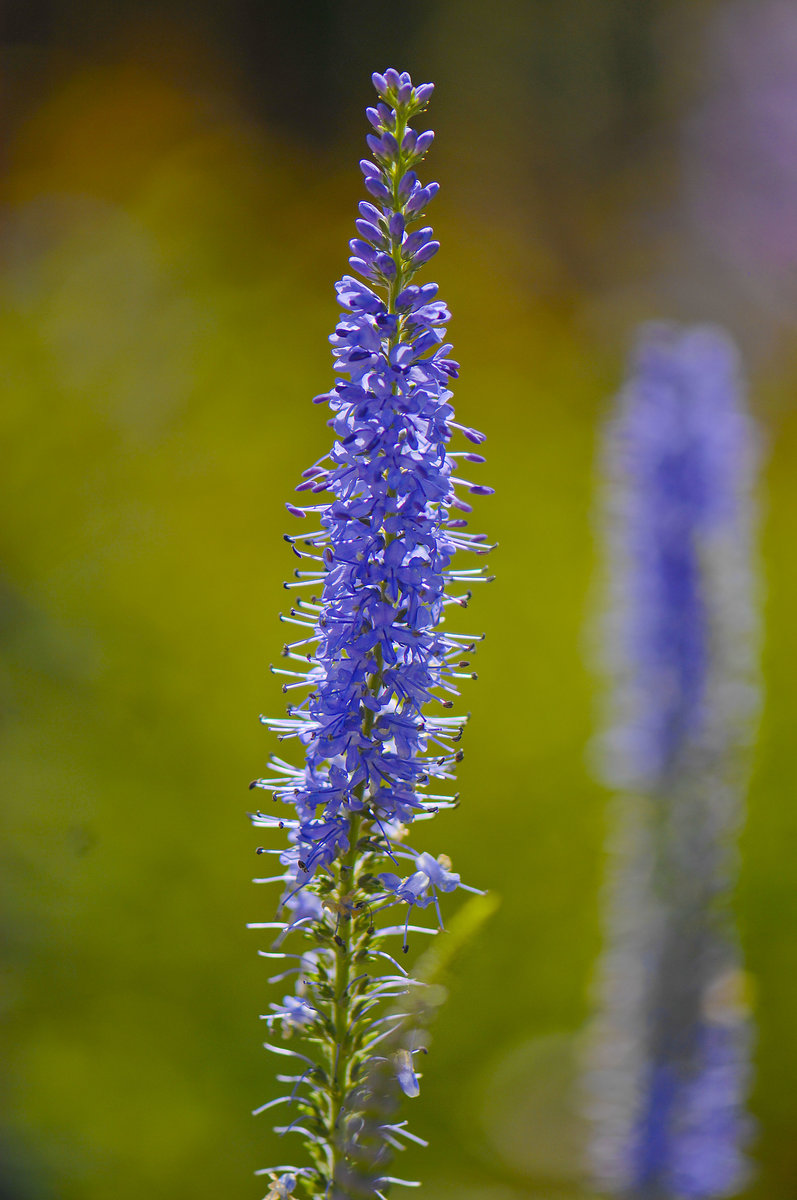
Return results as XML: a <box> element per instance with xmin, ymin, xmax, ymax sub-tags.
<box><xmin>249</xmin><ymin>70</ymin><xmax>492</xmax><ymax>1199</ymax></box>
<box><xmin>589</xmin><ymin>324</ymin><xmax>760</xmax><ymax>1200</ymax></box>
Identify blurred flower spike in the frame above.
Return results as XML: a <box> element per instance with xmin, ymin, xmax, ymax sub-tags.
<box><xmin>249</xmin><ymin>69</ymin><xmax>492</xmax><ymax>1198</ymax></box>
<box><xmin>589</xmin><ymin>324</ymin><xmax>760</xmax><ymax>1200</ymax></box>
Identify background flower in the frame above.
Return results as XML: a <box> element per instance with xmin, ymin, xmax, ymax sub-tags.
<box><xmin>588</xmin><ymin>324</ymin><xmax>759</xmax><ymax>1199</ymax></box>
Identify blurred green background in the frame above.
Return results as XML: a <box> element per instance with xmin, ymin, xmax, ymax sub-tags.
<box><xmin>3</xmin><ymin>2</ymin><xmax>797</xmax><ymax>1197</ymax></box>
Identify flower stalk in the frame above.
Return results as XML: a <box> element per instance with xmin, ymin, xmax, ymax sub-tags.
<box><xmin>249</xmin><ymin>68</ymin><xmax>492</xmax><ymax>1200</ymax></box>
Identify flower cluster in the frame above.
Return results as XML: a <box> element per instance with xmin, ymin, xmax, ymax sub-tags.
<box><xmin>588</xmin><ymin>324</ymin><xmax>759</xmax><ymax>1199</ymax></box>
<box><xmin>249</xmin><ymin>69</ymin><xmax>491</xmax><ymax>1199</ymax></box>
<box><xmin>598</xmin><ymin>324</ymin><xmax>758</xmax><ymax>789</ymax></box>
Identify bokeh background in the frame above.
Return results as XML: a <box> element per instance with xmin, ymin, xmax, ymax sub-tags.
<box><xmin>3</xmin><ymin>2</ymin><xmax>797</xmax><ymax>1197</ymax></box>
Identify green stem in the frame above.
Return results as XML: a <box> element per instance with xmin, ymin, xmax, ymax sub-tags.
<box><xmin>328</xmin><ymin>811</ymin><xmax>362</xmax><ymax>1141</ymax></box>
<box><xmin>327</xmin><ymin>653</ymin><xmax>381</xmax><ymax>1188</ymax></box>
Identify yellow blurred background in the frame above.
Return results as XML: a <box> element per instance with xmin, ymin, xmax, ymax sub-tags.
<box><xmin>3</xmin><ymin>3</ymin><xmax>797</xmax><ymax>1197</ymax></box>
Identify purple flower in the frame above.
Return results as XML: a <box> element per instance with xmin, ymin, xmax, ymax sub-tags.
<box><xmin>392</xmin><ymin>1049</ymin><xmax>421</xmax><ymax>1099</ymax></box>
<box><xmin>380</xmin><ymin>852</ymin><xmax>461</xmax><ymax>906</ymax></box>
<box><xmin>264</xmin><ymin>1173</ymin><xmax>298</xmax><ymax>1200</ymax></box>
<box><xmin>267</xmin><ymin>995</ymin><xmax>317</xmax><ymax>1034</ymax></box>
<box><xmin>597</xmin><ymin>324</ymin><xmax>757</xmax><ymax>789</ymax></box>
<box><xmin>588</xmin><ymin>324</ymin><xmax>759</xmax><ymax>1199</ymax></box>
<box><xmin>249</xmin><ymin>69</ymin><xmax>491</xmax><ymax>1196</ymax></box>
